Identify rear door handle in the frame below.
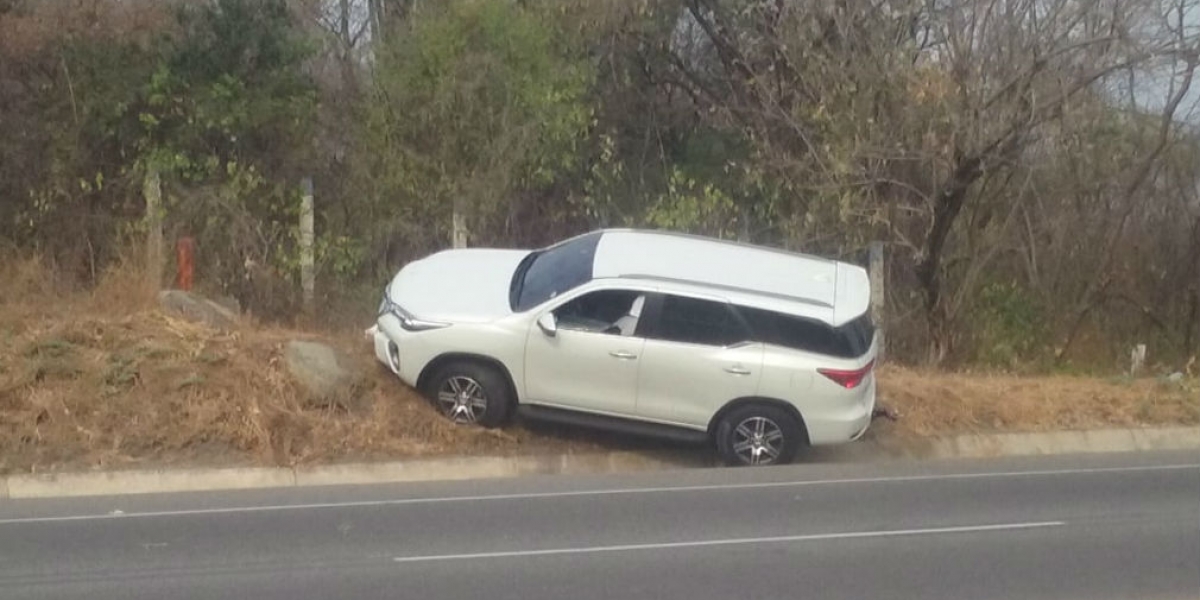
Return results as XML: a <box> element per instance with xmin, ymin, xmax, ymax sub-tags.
<box><xmin>610</xmin><ymin>350</ymin><xmax>638</xmax><ymax>360</ymax></box>
<box><xmin>724</xmin><ymin>365</ymin><xmax>751</xmax><ymax>375</ymax></box>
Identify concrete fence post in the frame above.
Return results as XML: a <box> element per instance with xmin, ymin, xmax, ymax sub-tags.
<box><xmin>299</xmin><ymin>177</ymin><xmax>315</xmax><ymax>317</ymax></box>
<box><xmin>868</xmin><ymin>241</ymin><xmax>886</xmax><ymax>363</ymax></box>
<box><xmin>143</xmin><ymin>167</ymin><xmax>164</xmax><ymax>287</ymax></box>
<box><xmin>451</xmin><ymin>197</ymin><xmax>468</xmax><ymax>249</ymax></box>
<box><xmin>1130</xmin><ymin>343</ymin><xmax>1147</xmax><ymax>377</ymax></box>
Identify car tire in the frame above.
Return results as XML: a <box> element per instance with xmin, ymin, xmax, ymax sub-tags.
<box><xmin>714</xmin><ymin>404</ymin><xmax>803</xmax><ymax>466</ymax></box>
<box><xmin>423</xmin><ymin>361</ymin><xmax>513</xmax><ymax>428</ymax></box>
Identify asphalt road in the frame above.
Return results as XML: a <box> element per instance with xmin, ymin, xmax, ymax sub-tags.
<box><xmin>1</xmin><ymin>451</ymin><xmax>1198</xmax><ymax>600</ymax></box>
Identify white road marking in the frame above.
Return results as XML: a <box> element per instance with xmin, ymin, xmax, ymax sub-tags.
<box><xmin>0</xmin><ymin>463</ymin><xmax>1195</xmax><ymax>526</ymax></box>
<box><xmin>391</xmin><ymin>521</ymin><xmax>1067</xmax><ymax>563</ymax></box>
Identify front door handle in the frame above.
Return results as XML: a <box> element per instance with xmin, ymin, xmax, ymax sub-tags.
<box><xmin>724</xmin><ymin>365</ymin><xmax>752</xmax><ymax>375</ymax></box>
<box><xmin>609</xmin><ymin>350</ymin><xmax>638</xmax><ymax>360</ymax></box>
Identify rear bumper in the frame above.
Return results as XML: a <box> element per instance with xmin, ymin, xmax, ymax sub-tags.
<box><xmin>804</xmin><ymin>376</ymin><xmax>876</xmax><ymax>446</ymax></box>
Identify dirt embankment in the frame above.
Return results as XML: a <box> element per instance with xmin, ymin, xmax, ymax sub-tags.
<box><xmin>0</xmin><ymin>258</ymin><xmax>592</xmax><ymax>475</ymax></box>
<box><xmin>1</xmin><ymin>257</ymin><xmax>1196</xmax><ymax>475</ymax></box>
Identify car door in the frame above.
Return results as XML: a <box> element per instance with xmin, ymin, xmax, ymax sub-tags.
<box><xmin>523</xmin><ymin>288</ymin><xmax>649</xmax><ymax>417</ymax></box>
<box><xmin>634</xmin><ymin>293</ymin><xmax>764</xmax><ymax>427</ymax></box>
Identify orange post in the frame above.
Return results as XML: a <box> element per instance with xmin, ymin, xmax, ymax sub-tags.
<box><xmin>175</xmin><ymin>236</ymin><xmax>195</xmax><ymax>291</ymax></box>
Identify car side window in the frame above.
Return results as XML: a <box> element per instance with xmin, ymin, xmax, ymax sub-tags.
<box><xmin>553</xmin><ymin>290</ymin><xmax>646</xmax><ymax>336</ymax></box>
<box><xmin>649</xmin><ymin>295</ymin><xmax>749</xmax><ymax>347</ymax></box>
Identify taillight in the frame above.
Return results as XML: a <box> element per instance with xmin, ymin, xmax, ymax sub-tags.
<box><xmin>818</xmin><ymin>359</ymin><xmax>875</xmax><ymax>389</ymax></box>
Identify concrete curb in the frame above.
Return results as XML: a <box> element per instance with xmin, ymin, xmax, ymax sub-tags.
<box><xmin>796</xmin><ymin>426</ymin><xmax>1200</xmax><ymax>464</ymax></box>
<box><xmin>0</xmin><ymin>451</ymin><xmax>694</xmax><ymax>500</ymax></box>
<box><xmin>291</xmin><ymin>451</ymin><xmax>697</xmax><ymax>489</ymax></box>
<box><xmin>917</xmin><ymin>426</ymin><xmax>1198</xmax><ymax>459</ymax></box>
<box><xmin>5</xmin><ymin>466</ymin><xmax>297</xmax><ymax>500</ymax></box>
<box><xmin>2</xmin><ymin>426</ymin><xmax>1197</xmax><ymax>500</ymax></box>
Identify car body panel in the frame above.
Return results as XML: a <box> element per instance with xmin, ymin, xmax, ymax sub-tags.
<box><xmin>634</xmin><ymin>339</ymin><xmax>765</xmax><ymax>428</ymax></box>
<box><xmin>832</xmin><ymin>262</ymin><xmax>871</xmax><ymax>327</ymax></box>
<box><xmin>593</xmin><ymin>230</ymin><xmax>837</xmax><ymax>306</ymax></box>
<box><xmin>376</xmin><ymin>312</ymin><xmax>530</xmax><ymax>396</ymax></box>
<box><xmin>385</xmin><ymin>248</ymin><xmax>529</xmax><ymax>323</ymax></box>
<box><xmin>523</xmin><ymin>325</ymin><xmax>645</xmax><ymax>416</ymax></box>
<box><xmin>756</xmin><ymin>334</ymin><xmax>878</xmax><ymax>445</ymax></box>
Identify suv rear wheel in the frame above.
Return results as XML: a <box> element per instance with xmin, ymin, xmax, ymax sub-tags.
<box><xmin>714</xmin><ymin>404</ymin><xmax>803</xmax><ymax>466</ymax></box>
<box><xmin>423</xmin><ymin>361</ymin><xmax>513</xmax><ymax>428</ymax></box>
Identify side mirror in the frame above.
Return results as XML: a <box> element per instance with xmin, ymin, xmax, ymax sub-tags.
<box><xmin>536</xmin><ymin>312</ymin><xmax>558</xmax><ymax>337</ymax></box>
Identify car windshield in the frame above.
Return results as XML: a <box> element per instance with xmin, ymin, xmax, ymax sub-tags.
<box><xmin>510</xmin><ymin>232</ymin><xmax>602</xmax><ymax>312</ymax></box>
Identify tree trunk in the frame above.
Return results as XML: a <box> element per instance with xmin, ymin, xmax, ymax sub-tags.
<box><xmin>1185</xmin><ymin>287</ymin><xmax>1198</xmax><ymax>359</ymax></box>
<box><xmin>915</xmin><ymin>153</ymin><xmax>984</xmax><ymax>365</ymax></box>
<box><xmin>339</xmin><ymin>0</ymin><xmax>351</xmax><ymax>46</ymax></box>
<box><xmin>1185</xmin><ymin>215</ymin><xmax>1200</xmax><ymax>359</ymax></box>
<box><xmin>368</xmin><ymin>0</ymin><xmax>385</xmax><ymax>47</ymax></box>
<box><xmin>927</xmin><ymin>305</ymin><xmax>952</xmax><ymax>366</ymax></box>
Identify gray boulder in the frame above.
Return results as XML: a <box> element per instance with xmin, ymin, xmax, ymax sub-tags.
<box><xmin>284</xmin><ymin>340</ymin><xmax>370</xmax><ymax>413</ymax></box>
<box><xmin>158</xmin><ymin>290</ymin><xmax>239</xmax><ymax>329</ymax></box>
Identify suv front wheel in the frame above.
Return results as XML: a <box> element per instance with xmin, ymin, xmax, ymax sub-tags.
<box><xmin>423</xmin><ymin>361</ymin><xmax>513</xmax><ymax>428</ymax></box>
<box><xmin>714</xmin><ymin>404</ymin><xmax>803</xmax><ymax>466</ymax></box>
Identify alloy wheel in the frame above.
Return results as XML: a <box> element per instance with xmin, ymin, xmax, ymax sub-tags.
<box><xmin>731</xmin><ymin>416</ymin><xmax>785</xmax><ymax>465</ymax></box>
<box><xmin>437</xmin><ymin>376</ymin><xmax>488</xmax><ymax>424</ymax></box>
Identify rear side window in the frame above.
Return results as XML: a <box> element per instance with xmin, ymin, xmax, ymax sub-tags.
<box><xmin>737</xmin><ymin>306</ymin><xmax>874</xmax><ymax>358</ymax></box>
<box><xmin>838</xmin><ymin>313</ymin><xmax>876</xmax><ymax>356</ymax></box>
<box><xmin>648</xmin><ymin>295</ymin><xmax>750</xmax><ymax>347</ymax></box>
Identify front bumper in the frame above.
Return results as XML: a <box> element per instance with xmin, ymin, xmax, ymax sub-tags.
<box><xmin>369</xmin><ymin>313</ymin><xmax>411</xmax><ymax>380</ymax></box>
<box><xmin>371</xmin><ymin>324</ymin><xmax>397</xmax><ymax>375</ymax></box>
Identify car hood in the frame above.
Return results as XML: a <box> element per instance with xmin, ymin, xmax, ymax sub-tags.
<box><xmin>385</xmin><ymin>248</ymin><xmax>530</xmax><ymax>322</ymax></box>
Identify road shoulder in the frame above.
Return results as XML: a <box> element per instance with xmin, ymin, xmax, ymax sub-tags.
<box><xmin>2</xmin><ymin>425</ymin><xmax>1197</xmax><ymax>500</ymax></box>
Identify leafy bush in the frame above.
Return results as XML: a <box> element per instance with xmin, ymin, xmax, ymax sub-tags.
<box><xmin>970</xmin><ymin>281</ymin><xmax>1048</xmax><ymax>369</ymax></box>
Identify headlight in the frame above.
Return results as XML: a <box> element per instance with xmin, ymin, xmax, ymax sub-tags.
<box><xmin>398</xmin><ymin>316</ymin><xmax>452</xmax><ymax>332</ymax></box>
<box><xmin>379</xmin><ymin>292</ymin><xmax>450</xmax><ymax>332</ymax></box>
<box><xmin>378</xmin><ymin>286</ymin><xmax>394</xmax><ymax>316</ymax></box>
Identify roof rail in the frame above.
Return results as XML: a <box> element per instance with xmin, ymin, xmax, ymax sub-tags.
<box><xmin>612</xmin><ymin>273</ymin><xmax>835</xmax><ymax>309</ymax></box>
<box><xmin>599</xmin><ymin>228</ymin><xmax>838</xmax><ymax>263</ymax></box>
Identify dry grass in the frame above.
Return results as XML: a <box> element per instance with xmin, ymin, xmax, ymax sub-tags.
<box><xmin>2</xmin><ymin>254</ymin><xmax>1197</xmax><ymax>474</ymax></box>
<box><xmin>875</xmin><ymin>365</ymin><xmax>1200</xmax><ymax>438</ymax></box>
<box><xmin>0</xmin><ymin>255</ymin><xmax>592</xmax><ymax>475</ymax></box>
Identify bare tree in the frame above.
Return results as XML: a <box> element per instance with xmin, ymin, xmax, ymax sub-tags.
<box><xmin>647</xmin><ymin>0</ymin><xmax>1196</xmax><ymax>363</ymax></box>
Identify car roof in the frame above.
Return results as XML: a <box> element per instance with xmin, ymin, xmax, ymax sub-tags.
<box><xmin>585</xmin><ymin>229</ymin><xmax>871</xmax><ymax>327</ymax></box>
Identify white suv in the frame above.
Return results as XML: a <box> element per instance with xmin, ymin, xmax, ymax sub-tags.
<box><xmin>368</xmin><ymin>229</ymin><xmax>878</xmax><ymax>466</ymax></box>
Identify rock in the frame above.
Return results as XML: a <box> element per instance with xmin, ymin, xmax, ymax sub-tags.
<box><xmin>1166</xmin><ymin>372</ymin><xmax>1184</xmax><ymax>383</ymax></box>
<box><xmin>872</xmin><ymin>406</ymin><xmax>900</xmax><ymax>421</ymax></box>
<box><xmin>158</xmin><ymin>290</ymin><xmax>239</xmax><ymax>329</ymax></box>
<box><xmin>211</xmin><ymin>295</ymin><xmax>242</xmax><ymax>315</ymax></box>
<box><xmin>284</xmin><ymin>340</ymin><xmax>370</xmax><ymax>413</ymax></box>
